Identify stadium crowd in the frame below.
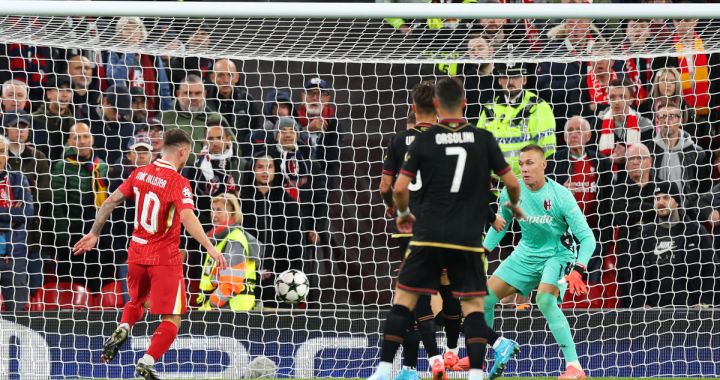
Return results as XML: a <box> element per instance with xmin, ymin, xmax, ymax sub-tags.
<box><xmin>1</xmin><ymin>11</ymin><xmax>720</xmax><ymax>311</ymax></box>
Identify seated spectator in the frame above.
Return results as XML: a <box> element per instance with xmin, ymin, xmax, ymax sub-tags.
<box><xmin>147</xmin><ymin>117</ymin><xmax>164</xmax><ymax>158</ymax></box>
<box><xmin>161</xmin><ymin>74</ymin><xmax>229</xmax><ymax>156</ymax></box>
<box><xmin>2</xmin><ymin>79</ymin><xmax>29</xmax><ymax>113</ymax></box>
<box><xmin>66</xmin><ymin>54</ymin><xmax>103</xmax><ymax>120</ymax></box>
<box><xmin>0</xmin><ymin>137</ymin><xmax>34</xmax><ymax>311</ymax></box>
<box><xmin>699</xmin><ymin>150</ymin><xmax>720</xmax><ymax>246</ymax></box>
<box><xmin>50</xmin><ymin>122</ymin><xmax>110</xmax><ymax>291</ymax></box>
<box><xmin>648</xmin><ymin>104</ymin><xmax>710</xmax><ymax>219</ymax></box>
<box><xmin>0</xmin><ymin>44</ymin><xmax>58</xmax><ymax>106</ymax></box>
<box><xmin>296</xmin><ymin>78</ymin><xmax>342</xmax><ymax>180</ymax></box>
<box><xmin>261</xmin><ymin>89</ymin><xmax>295</xmax><ymax>131</ymax></box>
<box><xmin>477</xmin><ymin>62</ymin><xmax>556</xmax><ymax>177</ymax></box>
<box><xmin>619</xmin><ymin>19</ymin><xmax>654</xmax><ymax>104</ymax></box>
<box><xmin>581</xmin><ymin>43</ymin><xmax>617</xmax><ymax>116</ymax></box>
<box><xmin>240</xmin><ymin>154</ymin><xmax>308</xmax><ymax>307</ymax></box>
<box><xmin>32</xmin><ymin>74</ymin><xmax>76</xmax><ymax>161</ymax></box>
<box><xmin>197</xmin><ymin>192</ymin><xmax>263</xmax><ymax>311</ymax></box>
<box><xmin>638</xmin><ymin>68</ymin><xmax>690</xmax><ymax>123</ymax></box>
<box><xmin>611</xmin><ymin>142</ymin><xmax>657</xmax><ymax>307</ymax></box>
<box><xmin>183</xmin><ymin>123</ymin><xmax>241</xmax><ymax>227</ymax></box>
<box><xmin>537</xmin><ymin>17</ymin><xmax>606</xmax><ymax>130</ymax></box>
<box><xmin>546</xmin><ymin>116</ymin><xmax>613</xmax><ymax>282</ymax></box>
<box><xmin>4</xmin><ymin>111</ymin><xmax>50</xmax><ymax>291</ymax></box>
<box><xmin>463</xmin><ymin>35</ymin><xmax>496</xmax><ymax>124</ymax></box>
<box><xmin>630</xmin><ymin>182</ymin><xmax>717</xmax><ymax>308</ymax></box>
<box><xmin>90</xmin><ymin>85</ymin><xmax>137</xmax><ymax>165</ymax></box>
<box><xmin>105</xmin><ymin>17</ymin><xmax>172</xmax><ymax>113</ymax></box>
<box><xmin>595</xmin><ymin>78</ymin><xmax>654</xmax><ymax>169</ymax></box>
<box><xmin>251</xmin><ymin>116</ymin><xmax>312</xmax><ymax>164</ymax></box>
<box><xmin>109</xmin><ymin>133</ymin><xmax>154</xmax><ymax>190</ymax></box>
<box><xmin>130</xmin><ymin>86</ymin><xmax>148</xmax><ymax>124</ymax></box>
<box><xmin>206</xmin><ymin>58</ymin><xmax>260</xmax><ymax>151</ymax></box>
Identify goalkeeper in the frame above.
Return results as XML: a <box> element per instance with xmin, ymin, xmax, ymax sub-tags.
<box><xmin>197</xmin><ymin>193</ymin><xmax>264</xmax><ymax>311</ymax></box>
<box><xmin>483</xmin><ymin>144</ymin><xmax>595</xmax><ymax>380</ymax></box>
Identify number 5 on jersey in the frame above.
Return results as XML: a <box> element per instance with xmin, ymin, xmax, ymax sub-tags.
<box><xmin>134</xmin><ymin>187</ymin><xmax>162</xmax><ymax>234</ymax></box>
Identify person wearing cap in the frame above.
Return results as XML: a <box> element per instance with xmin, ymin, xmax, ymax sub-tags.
<box><xmin>183</xmin><ymin>122</ymin><xmax>241</xmax><ymax>228</ymax></box>
<box><xmin>160</xmin><ymin>74</ymin><xmax>229</xmax><ymax>157</ymax></box>
<box><xmin>0</xmin><ymin>136</ymin><xmax>35</xmax><ymax>312</ymax></box>
<box><xmin>109</xmin><ymin>132</ymin><xmax>154</xmax><ymax>191</ymax></box>
<box><xmin>4</xmin><ymin>110</ymin><xmax>51</xmax><ymax>291</ymax></box>
<box><xmin>477</xmin><ymin>62</ymin><xmax>556</xmax><ymax>178</ymax></box>
<box><xmin>105</xmin><ymin>17</ymin><xmax>172</xmax><ymax>113</ymax></box>
<box><xmin>90</xmin><ymin>85</ymin><xmax>137</xmax><ymax>165</ymax></box>
<box><xmin>206</xmin><ymin>58</ymin><xmax>261</xmax><ymax>151</ymax></box>
<box><xmin>32</xmin><ymin>74</ymin><xmax>76</xmax><ymax>161</ymax></box>
<box><xmin>629</xmin><ymin>181</ymin><xmax>718</xmax><ymax>308</ymax></box>
<box><xmin>297</xmin><ymin>77</ymin><xmax>342</xmax><ymax>184</ymax></box>
<box><xmin>130</xmin><ymin>86</ymin><xmax>148</xmax><ymax>124</ymax></box>
<box><xmin>146</xmin><ymin>117</ymin><xmax>165</xmax><ymax>157</ymax></box>
<box><xmin>647</xmin><ymin>104</ymin><xmax>711</xmax><ymax>219</ymax></box>
<box><xmin>609</xmin><ymin>142</ymin><xmax>657</xmax><ymax>308</ymax></box>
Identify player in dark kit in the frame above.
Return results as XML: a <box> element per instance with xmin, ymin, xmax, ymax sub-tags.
<box><xmin>368</xmin><ymin>77</ymin><xmax>523</xmax><ymax>380</ymax></box>
<box><xmin>73</xmin><ymin>129</ymin><xmax>227</xmax><ymax>380</ymax></box>
<box><xmin>380</xmin><ymin>82</ymin><xmax>464</xmax><ymax>380</ymax></box>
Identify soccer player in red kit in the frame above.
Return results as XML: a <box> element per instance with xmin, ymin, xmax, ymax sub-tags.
<box><xmin>72</xmin><ymin>129</ymin><xmax>227</xmax><ymax>380</ymax></box>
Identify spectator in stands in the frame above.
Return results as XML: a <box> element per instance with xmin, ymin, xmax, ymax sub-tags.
<box><xmin>547</xmin><ymin>116</ymin><xmax>613</xmax><ymax>282</ymax></box>
<box><xmin>240</xmin><ymin>154</ymin><xmax>307</xmax><ymax>307</ymax></box>
<box><xmin>0</xmin><ymin>137</ymin><xmax>34</xmax><ymax>311</ymax></box>
<box><xmin>4</xmin><ymin>111</ymin><xmax>50</xmax><ymax>291</ymax></box>
<box><xmin>595</xmin><ymin>78</ymin><xmax>654</xmax><ymax>169</ymax></box>
<box><xmin>474</xmin><ymin>17</ymin><xmax>537</xmax><ymax>87</ymax></box>
<box><xmin>32</xmin><ymin>74</ymin><xmax>76</xmax><ymax>161</ymax></box>
<box><xmin>0</xmin><ymin>44</ymin><xmax>58</xmax><ymax>105</ymax></box>
<box><xmin>109</xmin><ymin>133</ymin><xmax>153</xmax><ymax>190</ymax></box>
<box><xmin>648</xmin><ymin>104</ymin><xmax>710</xmax><ymax>218</ymax></box>
<box><xmin>2</xmin><ymin>79</ymin><xmax>29</xmax><ymax>113</ymax></box>
<box><xmin>638</xmin><ymin>68</ymin><xmax>691</xmax><ymax>124</ymax></box>
<box><xmin>161</xmin><ymin>74</ymin><xmax>229</xmax><ymax>156</ymax></box>
<box><xmin>251</xmin><ymin>116</ymin><xmax>312</xmax><ymax>162</ymax></box>
<box><xmin>620</xmin><ymin>20</ymin><xmax>654</xmax><ymax>106</ymax></box>
<box><xmin>66</xmin><ymin>54</ymin><xmax>102</xmax><ymax>121</ymax></box>
<box><xmin>699</xmin><ymin>150</ymin><xmax>720</xmax><ymax>247</ymax></box>
<box><xmin>537</xmin><ymin>17</ymin><xmax>606</xmax><ymax>131</ymax></box>
<box><xmin>477</xmin><ymin>62</ymin><xmax>556</xmax><ymax>177</ymax></box>
<box><xmin>463</xmin><ymin>35</ymin><xmax>496</xmax><ymax>124</ymax></box>
<box><xmin>50</xmin><ymin>122</ymin><xmax>110</xmax><ymax>291</ymax></box>
<box><xmin>90</xmin><ymin>85</ymin><xmax>136</xmax><ymax>165</ymax></box>
<box><xmin>582</xmin><ymin>43</ymin><xmax>617</xmax><ymax>116</ymax></box>
<box><xmin>206</xmin><ymin>58</ymin><xmax>260</xmax><ymax>152</ymax></box>
<box><xmin>147</xmin><ymin>117</ymin><xmax>164</xmax><ymax>158</ymax></box>
<box><xmin>130</xmin><ymin>86</ymin><xmax>148</xmax><ymax>124</ymax></box>
<box><xmin>611</xmin><ymin>142</ymin><xmax>657</xmax><ymax>308</ymax></box>
<box><xmin>105</xmin><ymin>17</ymin><xmax>172</xmax><ymax>113</ymax></box>
<box><xmin>261</xmin><ymin>89</ymin><xmax>295</xmax><ymax>131</ymax></box>
<box><xmin>197</xmin><ymin>192</ymin><xmax>263</xmax><ymax>311</ymax></box>
<box><xmin>184</xmin><ymin>123</ymin><xmax>241</xmax><ymax>227</ymax></box>
<box><xmin>630</xmin><ymin>182</ymin><xmax>717</xmax><ymax>308</ymax></box>
<box><xmin>297</xmin><ymin>78</ymin><xmax>342</xmax><ymax>181</ymax></box>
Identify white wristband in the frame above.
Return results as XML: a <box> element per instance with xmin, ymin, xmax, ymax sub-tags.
<box><xmin>398</xmin><ymin>208</ymin><xmax>411</xmax><ymax>217</ymax></box>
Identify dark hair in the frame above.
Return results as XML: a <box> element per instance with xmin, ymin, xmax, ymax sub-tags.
<box><xmin>412</xmin><ymin>81</ymin><xmax>436</xmax><ymax>115</ymax></box>
<box><xmin>163</xmin><ymin>128</ymin><xmax>193</xmax><ymax>148</ymax></box>
<box><xmin>435</xmin><ymin>77</ymin><xmax>464</xmax><ymax>110</ymax></box>
<box><xmin>520</xmin><ymin>144</ymin><xmax>545</xmax><ymax>156</ymax></box>
<box><xmin>609</xmin><ymin>77</ymin><xmax>635</xmax><ymax>98</ymax></box>
<box><xmin>406</xmin><ymin>112</ymin><xmax>416</xmax><ymax>126</ymax></box>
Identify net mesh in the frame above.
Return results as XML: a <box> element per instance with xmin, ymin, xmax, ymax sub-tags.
<box><xmin>0</xmin><ymin>12</ymin><xmax>719</xmax><ymax>379</ymax></box>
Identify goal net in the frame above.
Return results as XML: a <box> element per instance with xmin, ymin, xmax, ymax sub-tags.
<box><xmin>0</xmin><ymin>2</ymin><xmax>719</xmax><ymax>379</ymax></box>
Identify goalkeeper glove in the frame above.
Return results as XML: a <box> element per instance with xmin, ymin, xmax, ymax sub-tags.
<box><xmin>561</xmin><ymin>264</ymin><xmax>587</xmax><ymax>295</ymax></box>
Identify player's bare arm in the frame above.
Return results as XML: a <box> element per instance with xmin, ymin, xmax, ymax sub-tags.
<box><xmin>72</xmin><ymin>189</ymin><xmax>128</xmax><ymax>255</ymax></box>
<box><xmin>379</xmin><ymin>174</ymin><xmax>396</xmax><ymax>217</ymax></box>
<box><xmin>392</xmin><ymin>173</ymin><xmax>415</xmax><ymax>233</ymax></box>
<box><xmin>180</xmin><ymin>208</ymin><xmax>228</xmax><ymax>270</ymax></box>
<box><xmin>499</xmin><ymin>170</ymin><xmax>524</xmax><ymax>219</ymax></box>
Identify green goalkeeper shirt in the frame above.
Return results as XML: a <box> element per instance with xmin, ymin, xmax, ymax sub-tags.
<box><xmin>484</xmin><ymin>178</ymin><xmax>596</xmax><ymax>267</ymax></box>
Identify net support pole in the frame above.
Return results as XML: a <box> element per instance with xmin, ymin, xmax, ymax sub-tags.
<box><xmin>1</xmin><ymin>1</ymin><xmax>720</xmax><ymax>19</ymax></box>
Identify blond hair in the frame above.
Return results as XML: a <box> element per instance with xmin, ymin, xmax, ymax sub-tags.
<box><xmin>212</xmin><ymin>192</ymin><xmax>243</xmax><ymax>225</ymax></box>
<box><xmin>652</xmin><ymin>67</ymin><xmax>683</xmax><ymax>98</ymax></box>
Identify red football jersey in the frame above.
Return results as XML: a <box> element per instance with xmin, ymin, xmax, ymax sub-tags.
<box><xmin>118</xmin><ymin>159</ymin><xmax>194</xmax><ymax>266</ymax></box>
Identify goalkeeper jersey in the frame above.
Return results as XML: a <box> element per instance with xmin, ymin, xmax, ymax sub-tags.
<box><xmin>484</xmin><ymin>177</ymin><xmax>595</xmax><ymax>266</ymax></box>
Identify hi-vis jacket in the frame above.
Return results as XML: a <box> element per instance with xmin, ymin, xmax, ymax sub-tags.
<box><xmin>477</xmin><ymin>90</ymin><xmax>557</xmax><ymax>177</ymax></box>
<box><xmin>199</xmin><ymin>225</ymin><xmax>263</xmax><ymax>311</ymax></box>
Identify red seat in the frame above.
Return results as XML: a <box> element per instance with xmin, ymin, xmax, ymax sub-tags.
<box><xmin>32</xmin><ymin>282</ymin><xmax>91</xmax><ymax>310</ymax></box>
<box><xmin>98</xmin><ymin>281</ymin><xmax>126</xmax><ymax>309</ymax></box>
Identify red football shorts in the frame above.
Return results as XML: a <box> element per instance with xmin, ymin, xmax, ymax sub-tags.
<box><xmin>127</xmin><ymin>263</ymin><xmax>187</xmax><ymax>315</ymax></box>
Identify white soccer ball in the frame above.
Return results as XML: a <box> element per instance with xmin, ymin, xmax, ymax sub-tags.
<box><xmin>274</xmin><ymin>269</ymin><xmax>309</xmax><ymax>304</ymax></box>
<box><xmin>247</xmin><ymin>355</ymin><xmax>278</xmax><ymax>378</ymax></box>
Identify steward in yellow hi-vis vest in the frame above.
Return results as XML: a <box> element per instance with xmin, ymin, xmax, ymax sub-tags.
<box><xmin>198</xmin><ymin>193</ymin><xmax>264</xmax><ymax>311</ymax></box>
<box><xmin>477</xmin><ymin>62</ymin><xmax>556</xmax><ymax>177</ymax></box>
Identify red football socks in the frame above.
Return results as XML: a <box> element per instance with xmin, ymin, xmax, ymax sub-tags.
<box><xmin>146</xmin><ymin>321</ymin><xmax>179</xmax><ymax>361</ymax></box>
<box><xmin>120</xmin><ymin>301</ymin><xmax>145</xmax><ymax>327</ymax></box>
